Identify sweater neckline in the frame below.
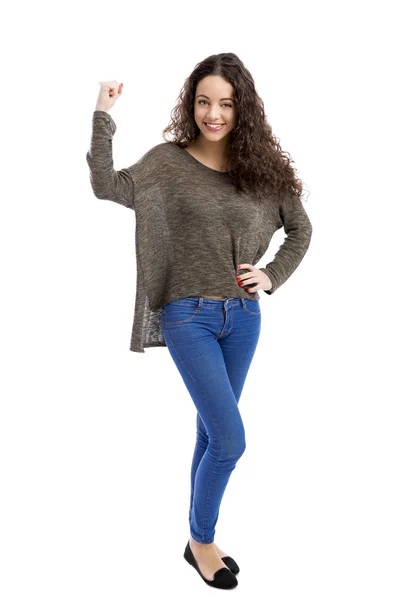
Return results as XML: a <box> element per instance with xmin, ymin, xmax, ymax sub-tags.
<box><xmin>171</xmin><ymin>142</ymin><xmax>231</xmax><ymax>176</ymax></box>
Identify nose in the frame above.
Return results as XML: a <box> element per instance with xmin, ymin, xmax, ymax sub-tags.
<box><xmin>207</xmin><ymin>106</ymin><xmax>222</xmax><ymax>120</ymax></box>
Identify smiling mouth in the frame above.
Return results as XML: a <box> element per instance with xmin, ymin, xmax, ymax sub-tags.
<box><xmin>203</xmin><ymin>122</ymin><xmax>226</xmax><ymax>130</ymax></box>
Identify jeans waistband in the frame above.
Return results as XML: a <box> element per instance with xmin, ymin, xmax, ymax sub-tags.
<box><xmin>163</xmin><ymin>296</ymin><xmax>259</xmax><ymax>310</ymax></box>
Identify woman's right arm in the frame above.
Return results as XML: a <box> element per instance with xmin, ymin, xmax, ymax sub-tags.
<box><xmin>86</xmin><ymin>109</ymin><xmax>135</xmax><ymax>210</ymax></box>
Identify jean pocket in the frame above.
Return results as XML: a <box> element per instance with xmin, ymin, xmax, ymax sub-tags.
<box><xmin>242</xmin><ymin>299</ymin><xmax>261</xmax><ymax>315</ymax></box>
<box><xmin>162</xmin><ymin>301</ymin><xmax>201</xmax><ymax>325</ymax></box>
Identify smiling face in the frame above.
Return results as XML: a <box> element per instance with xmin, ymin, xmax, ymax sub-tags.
<box><xmin>193</xmin><ymin>75</ymin><xmax>237</xmax><ymax>143</ymax></box>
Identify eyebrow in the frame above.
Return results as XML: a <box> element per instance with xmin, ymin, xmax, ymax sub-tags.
<box><xmin>196</xmin><ymin>94</ymin><xmax>235</xmax><ymax>102</ymax></box>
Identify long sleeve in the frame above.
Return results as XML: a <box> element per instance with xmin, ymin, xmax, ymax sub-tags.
<box><xmin>259</xmin><ymin>196</ymin><xmax>313</xmax><ymax>294</ymax></box>
<box><xmin>86</xmin><ymin>110</ymin><xmax>135</xmax><ymax>210</ymax></box>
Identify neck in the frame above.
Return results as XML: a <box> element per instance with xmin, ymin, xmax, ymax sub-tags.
<box><xmin>192</xmin><ymin>134</ymin><xmax>229</xmax><ymax>162</ymax></box>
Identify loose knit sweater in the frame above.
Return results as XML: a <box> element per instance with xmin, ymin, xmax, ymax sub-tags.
<box><xmin>86</xmin><ymin>110</ymin><xmax>313</xmax><ymax>353</ymax></box>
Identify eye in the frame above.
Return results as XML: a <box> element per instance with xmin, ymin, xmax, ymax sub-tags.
<box><xmin>198</xmin><ymin>100</ymin><xmax>233</xmax><ymax>108</ymax></box>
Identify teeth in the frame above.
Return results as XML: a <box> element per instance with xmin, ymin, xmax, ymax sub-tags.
<box><xmin>206</xmin><ymin>123</ymin><xmax>224</xmax><ymax>129</ymax></box>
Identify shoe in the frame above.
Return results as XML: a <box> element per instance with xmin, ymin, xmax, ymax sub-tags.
<box><xmin>184</xmin><ymin>540</ymin><xmax>238</xmax><ymax>589</ymax></box>
<box><xmin>221</xmin><ymin>555</ymin><xmax>240</xmax><ymax>575</ymax></box>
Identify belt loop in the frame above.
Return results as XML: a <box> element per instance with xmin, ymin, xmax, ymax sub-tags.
<box><xmin>240</xmin><ymin>298</ymin><xmax>246</xmax><ymax>308</ymax></box>
<box><xmin>198</xmin><ymin>297</ymin><xmax>204</xmax><ymax>309</ymax></box>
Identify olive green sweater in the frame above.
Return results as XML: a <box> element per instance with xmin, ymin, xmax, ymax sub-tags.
<box><xmin>86</xmin><ymin>110</ymin><xmax>313</xmax><ymax>353</ymax></box>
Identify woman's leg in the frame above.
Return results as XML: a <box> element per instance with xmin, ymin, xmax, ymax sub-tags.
<box><xmin>188</xmin><ymin>298</ymin><xmax>261</xmax><ymax>533</ymax></box>
<box><xmin>161</xmin><ymin>297</ymin><xmax>261</xmax><ymax>544</ymax></box>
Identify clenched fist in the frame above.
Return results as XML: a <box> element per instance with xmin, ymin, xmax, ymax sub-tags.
<box><xmin>95</xmin><ymin>80</ymin><xmax>123</xmax><ymax>113</ymax></box>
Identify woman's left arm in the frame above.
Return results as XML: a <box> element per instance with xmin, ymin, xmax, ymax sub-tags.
<box><xmin>259</xmin><ymin>197</ymin><xmax>313</xmax><ymax>294</ymax></box>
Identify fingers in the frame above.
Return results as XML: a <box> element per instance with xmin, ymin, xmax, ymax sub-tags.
<box><xmin>98</xmin><ymin>80</ymin><xmax>123</xmax><ymax>91</ymax></box>
<box><xmin>237</xmin><ymin>274</ymin><xmax>259</xmax><ymax>292</ymax></box>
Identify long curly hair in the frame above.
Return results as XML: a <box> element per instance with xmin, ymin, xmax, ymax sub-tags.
<box><xmin>162</xmin><ymin>52</ymin><xmax>308</xmax><ymax>205</ymax></box>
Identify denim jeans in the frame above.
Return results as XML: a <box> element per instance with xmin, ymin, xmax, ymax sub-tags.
<box><xmin>161</xmin><ymin>296</ymin><xmax>261</xmax><ymax>544</ymax></box>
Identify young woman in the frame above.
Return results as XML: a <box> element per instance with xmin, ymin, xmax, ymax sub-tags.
<box><xmin>86</xmin><ymin>52</ymin><xmax>313</xmax><ymax>589</ymax></box>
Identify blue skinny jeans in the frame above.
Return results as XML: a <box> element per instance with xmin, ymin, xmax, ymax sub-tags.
<box><xmin>161</xmin><ymin>296</ymin><xmax>261</xmax><ymax>544</ymax></box>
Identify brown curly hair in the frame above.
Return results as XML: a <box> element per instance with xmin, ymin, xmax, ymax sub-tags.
<box><xmin>162</xmin><ymin>52</ymin><xmax>308</xmax><ymax>205</ymax></box>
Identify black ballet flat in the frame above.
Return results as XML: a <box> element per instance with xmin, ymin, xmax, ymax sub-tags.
<box><xmin>184</xmin><ymin>540</ymin><xmax>238</xmax><ymax>589</ymax></box>
<box><xmin>221</xmin><ymin>555</ymin><xmax>240</xmax><ymax>575</ymax></box>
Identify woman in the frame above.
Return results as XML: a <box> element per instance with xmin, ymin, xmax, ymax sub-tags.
<box><xmin>86</xmin><ymin>52</ymin><xmax>313</xmax><ymax>589</ymax></box>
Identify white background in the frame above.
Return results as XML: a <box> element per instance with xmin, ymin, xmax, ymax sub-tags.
<box><xmin>1</xmin><ymin>0</ymin><xmax>399</xmax><ymax>598</ymax></box>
